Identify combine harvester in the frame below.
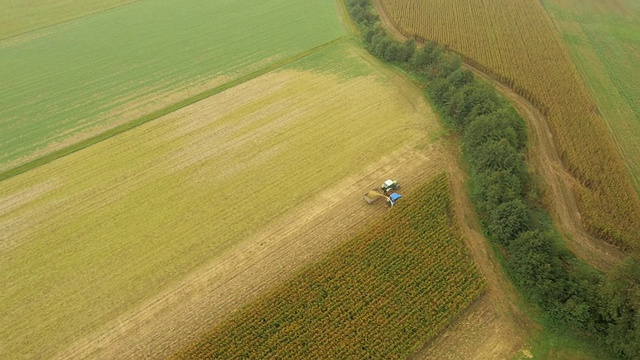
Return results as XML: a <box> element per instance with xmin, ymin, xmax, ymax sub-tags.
<box><xmin>364</xmin><ymin>179</ymin><xmax>402</xmax><ymax>208</ymax></box>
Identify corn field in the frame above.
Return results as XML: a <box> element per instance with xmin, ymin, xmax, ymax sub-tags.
<box><xmin>378</xmin><ymin>0</ymin><xmax>640</xmax><ymax>249</ymax></box>
<box><xmin>173</xmin><ymin>173</ymin><xmax>485</xmax><ymax>359</ymax></box>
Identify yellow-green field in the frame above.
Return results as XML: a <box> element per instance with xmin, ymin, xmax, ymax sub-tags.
<box><xmin>0</xmin><ymin>0</ymin><xmax>139</xmax><ymax>39</ymax></box>
<box><xmin>0</xmin><ymin>41</ymin><xmax>443</xmax><ymax>359</ymax></box>
<box><xmin>0</xmin><ymin>0</ymin><xmax>344</xmax><ymax>173</ymax></box>
<box><xmin>542</xmin><ymin>0</ymin><xmax>640</xmax><ymax>190</ymax></box>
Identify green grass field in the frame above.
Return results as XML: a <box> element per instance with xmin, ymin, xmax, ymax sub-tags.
<box><xmin>542</xmin><ymin>0</ymin><xmax>640</xmax><ymax>190</ymax></box>
<box><xmin>0</xmin><ymin>41</ymin><xmax>442</xmax><ymax>359</ymax></box>
<box><xmin>0</xmin><ymin>0</ymin><xmax>139</xmax><ymax>40</ymax></box>
<box><xmin>0</xmin><ymin>0</ymin><xmax>345</xmax><ymax>171</ymax></box>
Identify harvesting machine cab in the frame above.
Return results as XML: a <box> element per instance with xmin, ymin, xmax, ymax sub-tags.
<box><xmin>388</xmin><ymin>192</ymin><xmax>402</xmax><ymax>207</ymax></box>
<box><xmin>364</xmin><ymin>179</ymin><xmax>402</xmax><ymax>208</ymax></box>
<box><xmin>380</xmin><ymin>179</ymin><xmax>399</xmax><ymax>194</ymax></box>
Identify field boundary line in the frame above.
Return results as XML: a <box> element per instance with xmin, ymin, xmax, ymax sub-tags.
<box><xmin>0</xmin><ymin>36</ymin><xmax>348</xmax><ymax>183</ymax></box>
<box><xmin>334</xmin><ymin>0</ymin><xmax>359</xmax><ymax>36</ymax></box>
<box><xmin>0</xmin><ymin>0</ymin><xmax>146</xmax><ymax>42</ymax></box>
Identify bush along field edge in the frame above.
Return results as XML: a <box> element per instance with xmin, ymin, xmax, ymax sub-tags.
<box><xmin>173</xmin><ymin>174</ymin><xmax>485</xmax><ymax>359</ymax></box>
<box><xmin>345</xmin><ymin>0</ymin><xmax>640</xmax><ymax>358</ymax></box>
<box><xmin>376</xmin><ymin>0</ymin><xmax>640</xmax><ymax>252</ymax></box>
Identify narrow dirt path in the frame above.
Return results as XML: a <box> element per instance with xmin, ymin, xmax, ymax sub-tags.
<box><xmin>370</xmin><ymin>1</ymin><xmax>627</xmax><ymax>357</ymax></box>
<box><xmin>371</xmin><ymin>0</ymin><xmax>624</xmax><ymax>271</ymax></box>
<box><xmin>468</xmin><ymin>67</ymin><xmax>626</xmax><ymax>271</ymax></box>
<box><xmin>371</xmin><ymin>0</ymin><xmax>408</xmax><ymax>41</ymax></box>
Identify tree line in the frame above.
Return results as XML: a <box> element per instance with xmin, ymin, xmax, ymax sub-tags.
<box><xmin>345</xmin><ymin>0</ymin><xmax>640</xmax><ymax>358</ymax></box>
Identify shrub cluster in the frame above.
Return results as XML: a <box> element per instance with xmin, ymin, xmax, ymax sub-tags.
<box><xmin>377</xmin><ymin>0</ymin><xmax>640</xmax><ymax>250</ymax></box>
<box><xmin>345</xmin><ymin>0</ymin><xmax>640</xmax><ymax>358</ymax></box>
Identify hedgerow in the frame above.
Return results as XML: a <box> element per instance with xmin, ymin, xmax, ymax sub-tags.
<box><xmin>345</xmin><ymin>0</ymin><xmax>640</xmax><ymax>358</ymax></box>
<box><xmin>377</xmin><ymin>0</ymin><xmax>640</xmax><ymax>250</ymax></box>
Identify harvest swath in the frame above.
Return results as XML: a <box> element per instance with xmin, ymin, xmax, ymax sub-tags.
<box><xmin>0</xmin><ymin>0</ymin><xmax>344</xmax><ymax>172</ymax></box>
<box><xmin>543</xmin><ymin>0</ymin><xmax>640</xmax><ymax>190</ymax></box>
<box><xmin>174</xmin><ymin>173</ymin><xmax>485</xmax><ymax>359</ymax></box>
<box><xmin>377</xmin><ymin>0</ymin><xmax>640</xmax><ymax>249</ymax></box>
<box><xmin>0</xmin><ymin>41</ymin><xmax>444</xmax><ymax>359</ymax></box>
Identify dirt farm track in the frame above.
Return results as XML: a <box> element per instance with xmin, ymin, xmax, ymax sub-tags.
<box><xmin>3</xmin><ymin>1</ymin><xmax>628</xmax><ymax>357</ymax></box>
<box><xmin>369</xmin><ymin>0</ymin><xmax>627</xmax><ymax>357</ymax></box>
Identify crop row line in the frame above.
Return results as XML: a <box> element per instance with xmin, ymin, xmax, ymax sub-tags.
<box><xmin>173</xmin><ymin>173</ymin><xmax>486</xmax><ymax>359</ymax></box>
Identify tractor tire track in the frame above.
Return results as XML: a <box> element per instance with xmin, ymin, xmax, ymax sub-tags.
<box><xmin>371</xmin><ymin>0</ymin><xmax>624</xmax><ymax>271</ymax></box>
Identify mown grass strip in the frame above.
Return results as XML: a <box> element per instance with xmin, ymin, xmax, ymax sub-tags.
<box><xmin>334</xmin><ymin>0</ymin><xmax>359</xmax><ymax>37</ymax></box>
<box><xmin>0</xmin><ymin>36</ymin><xmax>347</xmax><ymax>183</ymax></box>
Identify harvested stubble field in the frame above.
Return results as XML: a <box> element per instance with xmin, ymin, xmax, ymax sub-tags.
<box><xmin>0</xmin><ymin>0</ymin><xmax>344</xmax><ymax>172</ymax></box>
<box><xmin>0</xmin><ymin>41</ymin><xmax>446</xmax><ymax>359</ymax></box>
<box><xmin>377</xmin><ymin>0</ymin><xmax>640</xmax><ymax>250</ymax></box>
<box><xmin>173</xmin><ymin>173</ymin><xmax>485</xmax><ymax>359</ymax></box>
<box><xmin>543</xmin><ymin>0</ymin><xmax>640</xmax><ymax>191</ymax></box>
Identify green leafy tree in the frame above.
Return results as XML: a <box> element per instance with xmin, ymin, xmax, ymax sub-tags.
<box><xmin>507</xmin><ymin>230</ymin><xmax>566</xmax><ymax>304</ymax></box>
<box><xmin>383</xmin><ymin>41</ymin><xmax>404</xmax><ymax>62</ymax></box>
<box><xmin>469</xmin><ymin>138</ymin><xmax>524</xmax><ymax>176</ymax></box>
<box><xmin>402</xmin><ymin>38</ymin><xmax>416</xmax><ymax>62</ymax></box>
<box><xmin>409</xmin><ymin>42</ymin><xmax>440</xmax><ymax>73</ymax></box>
<box><xmin>472</xmin><ymin>169</ymin><xmax>523</xmax><ymax>216</ymax></box>
<box><xmin>600</xmin><ymin>257</ymin><xmax>640</xmax><ymax>359</ymax></box>
<box><xmin>464</xmin><ymin>109</ymin><xmax>526</xmax><ymax>151</ymax></box>
<box><xmin>488</xmin><ymin>199</ymin><xmax>530</xmax><ymax>245</ymax></box>
<box><xmin>450</xmin><ymin>82</ymin><xmax>500</xmax><ymax>128</ymax></box>
<box><xmin>434</xmin><ymin>52</ymin><xmax>462</xmax><ymax>80</ymax></box>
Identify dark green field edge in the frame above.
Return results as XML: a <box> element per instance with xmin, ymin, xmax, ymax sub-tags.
<box><xmin>0</xmin><ymin>0</ymin><xmax>145</xmax><ymax>42</ymax></box>
<box><xmin>0</xmin><ymin>36</ymin><xmax>347</xmax><ymax>183</ymax></box>
<box><xmin>334</xmin><ymin>0</ymin><xmax>359</xmax><ymax>37</ymax></box>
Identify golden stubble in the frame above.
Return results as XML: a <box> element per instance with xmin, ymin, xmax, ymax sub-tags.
<box><xmin>0</xmin><ymin>51</ymin><xmax>442</xmax><ymax>358</ymax></box>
